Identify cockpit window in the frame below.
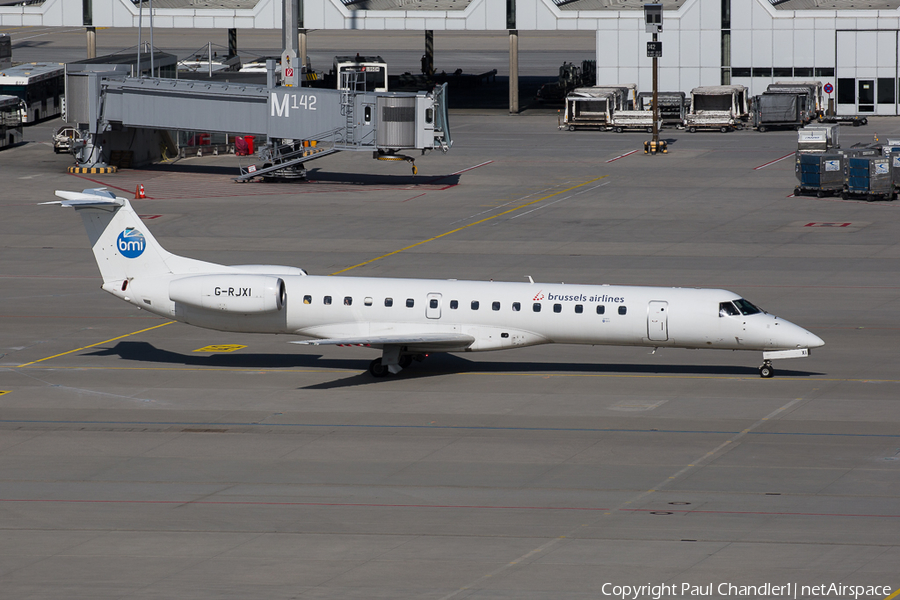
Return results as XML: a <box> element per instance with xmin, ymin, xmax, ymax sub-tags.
<box><xmin>733</xmin><ymin>298</ymin><xmax>762</xmax><ymax>315</ymax></box>
<box><xmin>719</xmin><ymin>301</ymin><xmax>740</xmax><ymax>317</ymax></box>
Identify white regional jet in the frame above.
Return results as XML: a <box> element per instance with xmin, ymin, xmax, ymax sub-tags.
<box><xmin>48</xmin><ymin>188</ymin><xmax>824</xmax><ymax>378</ymax></box>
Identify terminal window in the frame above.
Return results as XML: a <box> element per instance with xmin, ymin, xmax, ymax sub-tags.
<box><xmin>878</xmin><ymin>78</ymin><xmax>895</xmax><ymax>104</ymax></box>
<box><xmin>837</xmin><ymin>79</ymin><xmax>855</xmax><ymax>104</ymax></box>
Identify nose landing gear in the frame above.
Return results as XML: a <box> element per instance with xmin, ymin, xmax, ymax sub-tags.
<box><xmin>759</xmin><ymin>360</ymin><xmax>775</xmax><ymax>378</ymax></box>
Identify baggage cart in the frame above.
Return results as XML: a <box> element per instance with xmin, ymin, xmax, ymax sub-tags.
<box><xmin>684</xmin><ymin>85</ymin><xmax>747</xmax><ymax>132</ymax></box>
<box><xmin>637</xmin><ymin>91</ymin><xmax>685</xmax><ymax>126</ymax></box>
<box><xmin>562</xmin><ymin>88</ymin><xmax>616</xmax><ymax>130</ymax></box>
<box><xmin>607</xmin><ymin>110</ymin><xmax>661</xmax><ymax>133</ymax></box>
<box><xmin>753</xmin><ymin>92</ymin><xmax>806</xmax><ymax>132</ymax></box>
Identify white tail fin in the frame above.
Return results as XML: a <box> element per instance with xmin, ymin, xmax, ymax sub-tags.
<box><xmin>47</xmin><ymin>189</ymin><xmax>226</xmax><ymax>284</ymax></box>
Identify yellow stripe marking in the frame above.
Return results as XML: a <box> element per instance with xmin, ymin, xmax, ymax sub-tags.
<box><xmin>330</xmin><ymin>176</ymin><xmax>608</xmax><ymax>275</ymax></box>
<box><xmin>0</xmin><ymin>391</ymin><xmax>10</xmax><ymax>396</ymax></box>
<box><xmin>884</xmin><ymin>589</ymin><xmax>900</xmax><ymax>600</ymax></box>
<box><xmin>16</xmin><ymin>321</ymin><xmax>174</xmax><ymax>367</ymax></box>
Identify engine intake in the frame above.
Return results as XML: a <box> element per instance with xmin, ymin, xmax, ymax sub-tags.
<box><xmin>169</xmin><ymin>274</ymin><xmax>285</xmax><ymax>314</ymax></box>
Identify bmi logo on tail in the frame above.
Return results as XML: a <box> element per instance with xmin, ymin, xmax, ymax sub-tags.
<box><xmin>116</xmin><ymin>228</ymin><xmax>146</xmax><ymax>258</ymax></box>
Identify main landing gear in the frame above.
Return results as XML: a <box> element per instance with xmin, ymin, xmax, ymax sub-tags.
<box><xmin>368</xmin><ymin>349</ymin><xmax>424</xmax><ymax>378</ymax></box>
<box><xmin>759</xmin><ymin>360</ymin><xmax>775</xmax><ymax>379</ymax></box>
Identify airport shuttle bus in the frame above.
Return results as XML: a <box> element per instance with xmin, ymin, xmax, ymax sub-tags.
<box><xmin>0</xmin><ymin>94</ymin><xmax>23</xmax><ymax>148</ymax></box>
<box><xmin>0</xmin><ymin>62</ymin><xmax>64</xmax><ymax>124</ymax></box>
<box><xmin>48</xmin><ymin>189</ymin><xmax>825</xmax><ymax>379</ymax></box>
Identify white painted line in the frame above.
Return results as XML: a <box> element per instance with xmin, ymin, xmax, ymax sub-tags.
<box><xmin>754</xmin><ymin>152</ymin><xmax>794</xmax><ymax>170</ymax></box>
<box><xmin>509</xmin><ymin>182</ymin><xmax>610</xmax><ymax>219</ymax></box>
<box><xmin>606</xmin><ymin>149</ymin><xmax>639</xmax><ymax>163</ymax></box>
<box><xmin>451</xmin><ymin>160</ymin><xmax>493</xmax><ymax>175</ymax></box>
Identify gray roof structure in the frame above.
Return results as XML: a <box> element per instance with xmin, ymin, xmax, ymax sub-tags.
<box><xmin>133</xmin><ymin>0</ymin><xmax>260</xmax><ymax>8</ymax></box>
<box><xmin>340</xmin><ymin>0</ymin><xmax>472</xmax><ymax>10</ymax></box>
<box><xmin>770</xmin><ymin>0</ymin><xmax>900</xmax><ymax>8</ymax></box>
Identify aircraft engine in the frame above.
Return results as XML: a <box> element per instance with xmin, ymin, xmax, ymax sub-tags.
<box><xmin>169</xmin><ymin>274</ymin><xmax>286</xmax><ymax>314</ymax></box>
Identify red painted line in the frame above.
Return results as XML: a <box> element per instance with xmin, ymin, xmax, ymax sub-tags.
<box><xmin>2</xmin><ymin>498</ymin><xmax>898</xmax><ymax>518</ymax></box>
<box><xmin>402</xmin><ymin>193</ymin><xmax>427</xmax><ymax>203</ymax></box>
<box><xmin>606</xmin><ymin>149</ymin><xmax>639</xmax><ymax>163</ymax></box>
<box><xmin>622</xmin><ymin>508</ymin><xmax>900</xmax><ymax>518</ymax></box>
<box><xmin>68</xmin><ymin>173</ymin><xmax>138</xmax><ymax>196</ymax></box>
<box><xmin>754</xmin><ymin>152</ymin><xmax>794</xmax><ymax>170</ymax></box>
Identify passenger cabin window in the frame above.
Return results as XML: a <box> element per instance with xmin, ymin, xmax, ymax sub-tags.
<box><xmin>344</xmin><ymin>296</ymin><xmax>352</xmax><ymax>306</ymax></box>
<box><xmin>385</xmin><ymin>297</ymin><xmax>393</xmax><ymax>307</ymax></box>
<box><xmin>618</xmin><ymin>306</ymin><xmax>627</xmax><ymax>315</ymax></box>
<box><xmin>364</xmin><ymin>297</ymin><xmax>373</xmax><ymax>306</ymax></box>
<box><xmin>324</xmin><ymin>296</ymin><xmax>332</xmax><ymax>305</ymax></box>
<box><xmin>450</xmin><ymin>300</ymin><xmax>458</xmax><ymax>309</ymax></box>
<box><xmin>512</xmin><ymin>302</ymin><xmax>521</xmax><ymax>312</ymax></box>
<box><xmin>471</xmin><ymin>301</ymin><xmax>479</xmax><ymax>310</ymax></box>
<box><xmin>719</xmin><ymin>301</ymin><xmax>740</xmax><ymax>317</ymax></box>
<box><xmin>429</xmin><ymin>299</ymin><xmax>439</xmax><ymax>309</ymax></box>
<box><xmin>575</xmin><ymin>304</ymin><xmax>583</xmax><ymax>314</ymax></box>
<box><xmin>533</xmin><ymin>303</ymin><xmax>542</xmax><ymax>312</ymax></box>
<box><xmin>303</xmin><ymin>295</ymin><xmax>312</xmax><ymax>304</ymax></box>
<box><xmin>596</xmin><ymin>305</ymin><xmax>605</xmax><ymax>315</ymax></box>
<box><xmin>492</xmin><ymin>301</ymin><xmax>500</xmax><ymax>311</ymax></box>
<box><xmin>553</xmin><ymin>304</ymin><xmax>562</xmax><ymax>313</ymax></box>
<box><xmin>406</xmin><ymin>298</ymin><xmax>415</xmax><ymax>308</ymax></box>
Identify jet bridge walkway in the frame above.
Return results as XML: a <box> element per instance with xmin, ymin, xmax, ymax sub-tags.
<box><xmin>64</xmin><ymin>65</ymin><xmax>451</xmax><ymax>170</ymax></box>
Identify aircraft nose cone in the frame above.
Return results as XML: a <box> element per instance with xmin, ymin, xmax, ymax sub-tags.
<box><xmin>807</xmin><ymin>331</ymin><xmax>825</xmax><ymax>348</ymax></box>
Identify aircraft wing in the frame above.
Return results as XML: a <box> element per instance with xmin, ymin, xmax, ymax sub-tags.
<box><xmin>291</xmin><ymin>333</ymin><xmax>475</xmax><ymax>350</ymax></box>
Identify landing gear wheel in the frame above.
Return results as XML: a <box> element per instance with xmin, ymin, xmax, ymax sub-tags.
<box><xmin>398</xmin><ymin>355</ymin><xmax>413</xmax><ymax>369</ymax></box>
<box><xmin>689</xmin><ymin>126</ymin><xmax>697</xmax><ymax>133</ymax></box>
<box><xmin>759</xmin><ymin>362</ymin><xmax>774</xmax><ymax>378</ymax></box>
<box><xmin>369</xmin><ymin>358</ymin><xmax>389</xmax><ymax>378</ymax></box>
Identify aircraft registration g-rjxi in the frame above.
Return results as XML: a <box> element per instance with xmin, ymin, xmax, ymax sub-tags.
<box><xmin>48</xmin><ymin>188</ymin><xmax>824</xmax><ymax>378</ymax></box>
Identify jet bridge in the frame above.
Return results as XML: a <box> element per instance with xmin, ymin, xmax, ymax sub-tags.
<box><xmin>64</xmin><ymin>67</ymin><xmax>452</xmax><ymax>173</ymax></box>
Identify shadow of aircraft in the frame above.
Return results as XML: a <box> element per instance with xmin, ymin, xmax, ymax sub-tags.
<box><xmin>85</xmin><ymin>341</ymin><xmax>823</xmax><ymax>390</ymax></box>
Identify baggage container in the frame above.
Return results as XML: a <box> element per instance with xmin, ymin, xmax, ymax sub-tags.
<box><xmin>797</xmin><ymin>124</ymin><xmax>839</xmax><ymax>152</ymax></box>
<box><xmin>842</xmin><ymin>149</ymin><xmax>893</xmax><ymax>201</ymax></box>
<box><xmin>794</xmin><ymin>151</ymin><xmax>844</xmax><ymax>197</ymax></box>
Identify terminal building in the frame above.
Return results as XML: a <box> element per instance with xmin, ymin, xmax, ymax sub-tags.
<box><xmin>2</xmin><ymin>0</ymin><xmax>900</xmax><ymax>115</ymax></box>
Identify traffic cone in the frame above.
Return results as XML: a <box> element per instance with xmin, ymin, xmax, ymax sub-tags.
<box><xmin>134</xmin><ymin>184</ymin><xmax>145</xmax><ymax>199</ymax></box>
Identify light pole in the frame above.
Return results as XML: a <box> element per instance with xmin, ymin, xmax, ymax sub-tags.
<box><xmin>644</xmin><ymin>4</ymin><xmax>666</xmax><ymax>155</ymax></box>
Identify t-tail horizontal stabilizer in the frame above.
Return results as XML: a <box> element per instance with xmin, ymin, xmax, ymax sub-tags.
<box><xmin>42</xmin><ymin>188</ymin><xmax>125</xmax><ymax>209</ymax></box>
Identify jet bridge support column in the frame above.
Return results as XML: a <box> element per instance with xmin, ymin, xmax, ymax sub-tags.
<box><xmin>509</xmin><ymin>30</ymin><xmax>519</xmax><ymax>114</ymax></box>
<box><xmin>424</xmin><ymin>30</ymin><xmax>434</xmax><ymax>76</ymax></box>
<box><xmin>86</xmin><ymin>27</ymin><xmax>96</xmax><ymax>59</ymax></box>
